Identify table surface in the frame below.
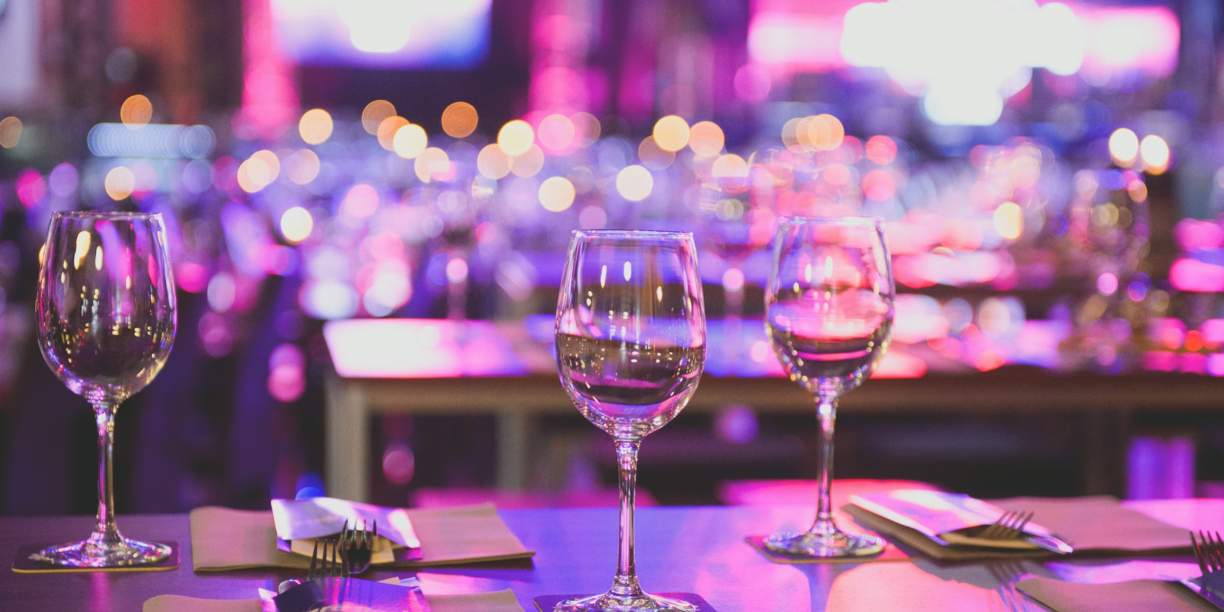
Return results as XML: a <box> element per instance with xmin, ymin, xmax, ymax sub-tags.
<box><xmin>3</xmin><ymin>501</ymin><xmax>1221</xmax><ymax>612</ymax></box>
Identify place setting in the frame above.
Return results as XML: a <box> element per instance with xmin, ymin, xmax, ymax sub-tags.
<box><xmin>6</xmin><ymin>12</ymin><xmax>1224</xmax><ymax>606</ymax></box>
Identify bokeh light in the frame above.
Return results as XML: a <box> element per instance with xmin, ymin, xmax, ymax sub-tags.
<box><xmin>414</xmin><ymin>147</ymin><xmax>451</xmax><ymax>182</ymax></box>
<box><xmin>285</xmin><ymin>149</ymin><xmax>320</xmax><ymax>184</ymax></box>
<box><xmin>538</xmin><ymin>176</ymin><xmax>576</xmax><ymax>212</ymax></box>
<box><xmin>120</xmin><ymin>94</ymin><xmax>153</xmax><ymax>129</ymax></box>
<box><xmin>807</xmin><ymin>114</ymin><xmax>845</xmax><ymax>151</ymax></box>
<box><xmin>653</xmin><ymin>115</ymin><xmax>690</xmax><ymax>152</ymax></box>
<box><xmin>865</xmin><ymin>135</ymin><xmax>898</xmax><ymax>164</ymax></box>
<box><xmin>393</xmin><ymin>124</ymin><xmax>428</xmax><ymax>159</ymax></box>
<box><xmin>362</xmin><ymin>100</ymin><xmax>397</xmax><ymax>135</ymax></box>
<box><xmin>1140</xmin><ymin>135</ymin><xmax>1170</xmax><ymax>173</ymax></box>
<box><xmin>538</xmin><ymin>114</ymin><xmax>576</xmax><ymax>151</ymax></box>
<box><xmin>638</xmin><ymin>136</ymin><xmax>675</xmax><ymax>170</ymax></box>
<box><xmin>571</xmin><ymin>112</ymin><xmax>601</xmax><ymax>147</ymax></box>
<box><xmin>104</xmin><ymin>166</ymin><xmax>135</xmax><ymax>200</ymax></box>
<box><xmin>0</xmin><ymin>117</ymin><xmax>22</xmax><ymax>149</ymax></box>
<box><xmin>993</xmin><ymin>202</ymin><xmax>1024</xmax><ymax>240</ymax></box>
<box><xmin>441</xmin><ymin>102</ymin><xmax>479</xmax><ymax>138</ymax></box>
<box><xmin>510</xmin><ymin>144</ymin><xmax>545</xmax><ymax>178</ymax></box>
<box><xmin>688</xmin><ymin>121</ymin><xmax>725</xmax><ymax>157</ymax></box>
<box><xmin>280</xmin><ymin>207</ymin><xmax>314</xmax><ymax>243</ymax></box>
<box><xmin>477</xmin><ymin>144</ymin><xmax>512</xmax><ymax>179</ymax></box>
<box><xmin>298</xmin><ymin>109</ymin><xmax>334</xmax><ymax>145</ymax></box>
<box><xmin>498</xmin><ymin>120</ymin><xmax>535</xmax><ymax>156</ymax></box>
<box><xmin>342</xmin><ymin>184</ymin><xmax>380</xmax><ymax>218</ymax></box>
<box><xmin>616</xmin><ymin>165</ymin><xmax>653</xmax><ymax>201</ymax></box>
<box><xmin>1109</xmin><ymin>128</ymin><xmax>1139</xmax><ymax>166</ymax></box>
<box><xmin>377</xmin><ymin>116</ymin><xmax>409</xmax><ymax>151</ymax></box>
<box><xmin>711</xmin><ymin>154</ymin><xmax>749</xmax><ymax>179</ymax></box>
<box><xmin>252</xmin><ymin>150</ymin><xmax>280</xmax><ymax>182</ymax></box>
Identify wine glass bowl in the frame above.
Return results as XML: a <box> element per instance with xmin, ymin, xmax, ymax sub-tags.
<box><xmin>764</xmin><ymin>216</ymin><xmax>894</xmax><ymax>558</ymax></box>
<box><xmin>554</xmin><ymin>230</ymin><xmax>705</xmax><ymax>612</ymax></box>
<box><xmin>33</xmin><ymin>211</ymin><xmax>176</xmax><ymax>567</ymax></box>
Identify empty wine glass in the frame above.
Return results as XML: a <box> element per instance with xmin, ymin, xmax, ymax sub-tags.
<box><xmin>764</xmin><ymin>216</ymin><xmax>893</xmax><ymax>558</ymax></box>
<box><xmin>554</xmin><ymin>230</ymin><xmax>705</xmax><ymax>612</ymax></box>
<box><xmin>33</xmin><ymin>212</ymin><xmax>176</xmax><ymax>567</ymax></box>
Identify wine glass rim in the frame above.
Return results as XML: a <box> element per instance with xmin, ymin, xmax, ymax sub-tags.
<box><xmin>52</xmin><ymin>211</ymin><xmax>162</xmax><ymax>220</ymax></box>
<box><xmin>778</xmin><ymin>215</ymin><xmax>883</xmax><ymax>227</ymax></box>
<box><xmin>573</xmin><ymin>229</ymin><xmax>693</xmax><ymax>240</ymax></box>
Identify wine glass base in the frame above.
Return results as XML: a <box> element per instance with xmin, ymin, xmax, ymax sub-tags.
<box><xmin>764</xmin><ymin>529</ymin><xmax>885</xmax><ymax>558</ymax></box>
<box><xmin>553</xmin><ymin>592</ymin><xmax>697</xmax><ymax>612</ymax></box>
<box><xmin>31</xmin><ymin>538</ymin><xmax>170</xmax><ymax>568</ymax></box>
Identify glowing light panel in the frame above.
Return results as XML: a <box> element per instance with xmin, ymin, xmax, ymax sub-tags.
<box><xmin>271</xmin><ymin>0</ymin><xmax>492</xmax><ymax>68</ymax></box>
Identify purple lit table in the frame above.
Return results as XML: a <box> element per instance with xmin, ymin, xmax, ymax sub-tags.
<box><xmin>323</xmin><ymin>318</ymin><xmax>1224</xmax><ymax>501</ymax></box>
<box><xmin>2</xmin><ymin>500</ymin><xmax>1221</xmax><ymax>611</ymax></box>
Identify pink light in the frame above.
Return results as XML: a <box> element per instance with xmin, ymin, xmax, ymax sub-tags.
<box><xmin>1174</xmin><ymin>218</ymin><xmax>1224</xmax><ymax>252</ymax></box>
<box><xmin>749</xmin><ymin>340</ymin><xmax>772</xmax><ymax>363</ymax></box>
<box><xmin>1201</xmin><ymin>319</ymin><xmax>1224</xmax><ymax>345</ymax></box>
<box><xmin>176</xmin><ymin>262</ymin><xmax>209</xmax><ymax>293</ymax></box>
<box><xmin>733</xmin><ymin>64</ymin><xmax>772</xmax><ymax>102</ymax></box>
<box><xmin>1081</xmin><ymin>6</ymin><xmax>1179</xmax><ymax>80</ymax></box>
<box><xmin>341</xmin><ymin>184</ymin><xmax>380</xmax><ymax>219</ymax></box>
<box><xmin>874</xmin><ymin>349</ymin><xmax>927</xmax><ymax>378</ymax></box>
<box><xmin>237</xmin><ymin>0</ymin><xmax>299</xmax><ymax>139</ymax></box>
<box><xmin>1169</xmin><ymin>257</ymin><xmax>1224</xmax><ymax>292</ymax></box>
<box><xmin>446</xmin><ymin>258</ymin><xmax>469</xmax><ymax>283</ymax></box>
<box><xmin>15</xmin><ymin>169</ymin><xmax>45</xmax><ymax>208</ymax></box>
<box><xmin>748</xmin><ymin>14</ymin><xmax>846</xmax><ymax>70</ymax></box>
<box><xmin>324</xmin><ymin>319</ymin><xmax>527</xmax><ymax>378</ymax></box>
<box><xmin>1096</xmin><ymin>272</ymin><xmax>1118</xmax><ymax>295</ymax></box>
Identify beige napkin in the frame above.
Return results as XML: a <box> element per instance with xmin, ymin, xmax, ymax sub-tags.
<box><xmin>846</xmin><ymin>496</ymin><xmax>1190</xmax><ymax>562</ymax></box>
<box><xmin>191</xmin><ymin>503</ymin><xmax>533</xmax><ymax>571</ymax></box>
<box><xmin>1016</xmin><ymin>576</ymin><xmax>1217</xmax><ymax>612</ymax></box>
<box><xmin>143</xmin><ymin>589</ymin><xmax>525</xmax><ymax>612</ymax></box>
<box><xmin>824</xmin><ymin>562</ymin><xmax>1008</xmax><ymax>612</ymax></box>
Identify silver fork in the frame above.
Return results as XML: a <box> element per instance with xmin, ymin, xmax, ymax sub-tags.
<box><xmin>308</xmin><ymin>535</ymin><xmax>346</xmax><ymax>580</ymax></box>
<box><xmin>980</xmin><ymin>511</ymin><xmax>1035</xmax><ymax>541</ymax></box>
<box><xmin>341</xmin><ymin>519</ymin><xmax>378</xmax><ymax>575</ymax></box>
<box><xmin>1193</xmin><ymin>531</ymin><xmax>1224</xmax><ymax>576</ymax></box>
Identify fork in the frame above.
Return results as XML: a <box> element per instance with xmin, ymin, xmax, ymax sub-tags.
<box><xmin>980</xmin><ymin>511</ymin><xmax>1035</xmax><ymax>541</ymax></box>
<box><xmin>308</xmin><ymin>534</ymin><xmax>347</xmax><ymax>580</ymax></box>
<box><xmin>341</xmin><ymin>519</ymin><xmax>378</xmax><ymax>575</ymax></box>
<box><xmin>1192</xmin><ymin>531</ymin><xmax>1224</xmax><ymax>577</ymax></box>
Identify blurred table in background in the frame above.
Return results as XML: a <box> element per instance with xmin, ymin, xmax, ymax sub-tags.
<box><xmin>324</xmin><ymin>318</ymin><xmax>1224</xmax><ymax>502</ymax></box>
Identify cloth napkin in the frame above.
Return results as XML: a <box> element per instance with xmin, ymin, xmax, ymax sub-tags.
<box><xmin>191</xmin><ymin>503</ymin><xmax>533</xmax><ymax>571</ymax></box>
<box><xmin>845</xmin><ymin>495</ymin><xmax>1190</xmax><ymax>562</ymax></box>
<box><xmin>143</xmin><ymin>589</ymin><xmax>526</xmax><ymax>612</ymax></box>
<box><xmin>1016</xmin><ymin>576</ymin><xmax>1218</xmax><ymax>612</ymax></box>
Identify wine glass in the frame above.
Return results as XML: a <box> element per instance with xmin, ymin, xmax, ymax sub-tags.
<box><xmin>763</xmin><ymin>216</ymin><xmax>893</xmax><ymax>557</ymax></box>
<box><xmin>554</xmin><ymin>230</ymin><xmax>705</xmax><ymax>612</ymax></box>
<box><xmin>33</xmin><ymin>211</ymin><xmax>176</xmax><ymax>567</ymax></box>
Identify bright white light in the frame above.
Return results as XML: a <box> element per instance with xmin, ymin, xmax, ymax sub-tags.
<box><xmin>340</xmin><ymin>0</ymin><xmax>414</xmax><ymax>53</ymax></box>
<box><xmin>840</xmin><ymin>0</ymin><xmax>1087</xmax><ymax>126</ymax></box>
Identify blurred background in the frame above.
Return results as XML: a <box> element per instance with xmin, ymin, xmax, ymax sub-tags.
<box><xmin>2</xmin><ymin>0</ymin><xmax>1224</xmax><ymax>515</ymax></box>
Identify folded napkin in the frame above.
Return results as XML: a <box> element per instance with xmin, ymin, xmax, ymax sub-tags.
<box><xmin>1016</xmin><ymin>576</ymin><xmax>1217</xmax><ymax>612</ymax></box>
<box><xmin>846</xmin><ymin>493</ymin><xmax>1190</xmax><ymax>561</ymax></box>
<box><xmin>143</xmin><ymin>589</ymin><xmax>525</xmax><ymax>612</ymax></box>
<box><xmin>191</xmin><ymin>503</ymin><xmax>534</xmax><ymax>571</ymax></box>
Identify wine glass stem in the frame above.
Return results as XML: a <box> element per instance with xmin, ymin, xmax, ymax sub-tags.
<box><xmin>91</xmin><ymin>402</ymin><xmax>123</xmax><ymax>546</ymax></box>
<box><xmin>610</xmin><ymin>438</ymin><xmax>645</xmax><ymax>599</ymax></box>
<box><xmin>811</xmin><ymin>395</ymin><xmax>837</xmax><ymax>533</ymax></box>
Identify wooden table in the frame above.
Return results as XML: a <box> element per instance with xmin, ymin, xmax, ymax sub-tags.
<box><xmin>3</xmin><ymin>499</ymin><xmax>1220</xmax><ymax>611</ymax></box>
<box><xmin>323</xmin><ymin>319</ymin><xmax>1224</xmax><ymax>502</ymax></box>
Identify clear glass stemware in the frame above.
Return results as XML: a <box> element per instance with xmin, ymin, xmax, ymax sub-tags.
<box><xmin>554</xmin><ymin>230</ymin><xmax>706</xmax><ymax>612</ymax></box>
<box><xmin>33</xmin><ymin>211</ymin><xmax>176</xmax><ymax>567</ymax></box>
<box><xmin>763</xmin><ymin>216</ymin><xmax>894</xmax><ymax>558</ymax></box>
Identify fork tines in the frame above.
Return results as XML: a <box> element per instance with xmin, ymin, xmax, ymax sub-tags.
<box><xmin>307</xmin><ymin>532</ymin><xmax>345</xmax><ymax>581</ymax></box>
<box><xmin>1192</xmin><ymin>531</ymin><xmax>1224</xmax><ymax>576</ymax></box>
<box><xmin>981</xmin><ymin>511</ymin><xmax>1035</xmax><ymax>541</ymax></box>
